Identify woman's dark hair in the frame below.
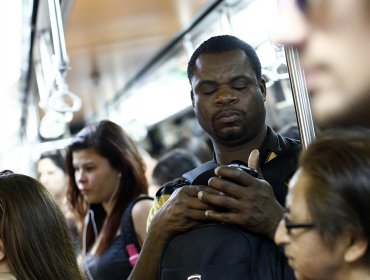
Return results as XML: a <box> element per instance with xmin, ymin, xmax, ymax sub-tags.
<box><xmin>299</xmin><ymin>128</ymin><xmax>370</xmax><ymax>264</ymax></box>
<box><xmin>65</xmin><ymin>120</ymin><xmax>148</xmax><ymax>255</ymax></box>
<box><xmin>0</xmin><ymin>170</ymin><xmax>84</xmax><ymax>279</ymax></box>
<box><xmin>187</xmin><ymin>35</ymin><xmax>262</xmax><ymax>82</ymax></box>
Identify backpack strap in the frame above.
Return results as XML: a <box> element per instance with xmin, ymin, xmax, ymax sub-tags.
<box><xmin>182</xmin><ymin>160</ymin><xmax>219</xmax><ymax>185</ymax></box>
<box><xmin>121</xmin><ymin>196</ymin><xmax>153</xmax><ymax>267</ymax></box>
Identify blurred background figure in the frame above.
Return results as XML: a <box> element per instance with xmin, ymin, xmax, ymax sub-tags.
<box><xmin>278</xmin><ymin>122</ymin><xmax>300</xmax><ymax>141</ymax></box>
<box><xmin>150</xmin><ymin>148</ymin><xmax>201</xmax><ymax>196</ymax></box>
<box><xmin>36</xmin><ymin>150</ymin><xmax>79</xmax><ymax>253</ymax></box>
<box><xmin>65</xmin><ymin>120</ymin><xmax>152</xmax><ymax>280</ymax></box>
<box><xmin>275</xmin><ymin>129</ymin><xmax>370</xmax><ymax>280</ymax></box>
<box><xmin>0</xmin><ymin>170</ymin><xmax>84</xmax><ymax>280</ymax></box>
<box><xmin>170</xmin><ymin>136</ymin><xmax>213</xmax><ymax>164</ymax></box>
<box><xmin>37</xmin><ymin>150</ymin><xmax>68</xmax><ymax>204</ymax></box>
<box><xmin>271</xmin><ymin>0</ymin><xmax>370</xmax><ymax>129</ymax></box>
<box><xmin>138</xmin><ymin>147</ymin><xmax>158</xmax><ymax>198</ymax></box>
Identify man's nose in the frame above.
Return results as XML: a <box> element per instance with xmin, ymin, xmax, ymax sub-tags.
<box><xmin>270</xmin><ymin>0</ymin><xmax>308</xmax><ymax>47</ymax></box>
<box><xmin>214</xmin><ymin>86</ymin><xmax>238</xmax><ymax>105</ymax></box>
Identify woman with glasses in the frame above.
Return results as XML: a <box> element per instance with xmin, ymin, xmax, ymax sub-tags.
<box><xmin>275</xmin><ymin>129</ymin><xmax>370</xmax><ymax>280</ymax></box>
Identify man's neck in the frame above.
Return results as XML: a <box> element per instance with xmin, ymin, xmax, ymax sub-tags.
<box><xmin>213</xmin><ymin>126</ymin><xmax>267</xmax><ymax>165</ymax></box>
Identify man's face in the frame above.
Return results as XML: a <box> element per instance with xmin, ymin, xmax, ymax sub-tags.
<box><xmin>272</xmin><ymin>0</ymin><xmax>370</xmax><ymax>128</ymax></box>
<box><xmin>190</xmin><ymin>50</ymin><xmax>266</xmax><ymax>146</ymax></box>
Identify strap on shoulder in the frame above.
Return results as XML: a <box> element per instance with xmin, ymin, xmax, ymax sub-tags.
<box><xmin>182</xmin><ymin>160</ymin><xmax>219</xmax><ymax>185</ymax></box>
<box><xmin>122</xmin><ymin>196</ymin><xmax>153</xmax><ymax>267</ymax></box>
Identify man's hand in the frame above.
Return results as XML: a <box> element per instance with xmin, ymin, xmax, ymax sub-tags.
<box><xmin>149</xmin><ymin>185</ymin><xmax>210</xmax><ymax>239</ymax></box>
<box><xmin>129</xmin><ymin>185</ymin><xmax>212</xmax><ymax>280</ymax></box>
<box><xmin>197</xmin><ymin>149</ymin><xmax>285</xmax><ymax>239</ymax></box>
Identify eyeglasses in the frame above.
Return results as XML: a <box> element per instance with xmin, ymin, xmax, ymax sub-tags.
<box><xmin>283</xmin><ymin>212</ymin><xmax>315</xmax><ymax>234</ymax></box>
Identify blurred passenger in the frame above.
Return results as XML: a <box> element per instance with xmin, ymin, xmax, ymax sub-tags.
<box><xmin>150</xmin><ymin>148</ymin><xmax>201</xmax><ymax>196</ymax></box>
<box><xmin>272</xmin><ymin>0</ymin><xmax>370</xmax><ymax>129</ymax></box>
<box><xmin>37</xmin><ymin>150</ymin><xmax>68</xmax><ymax>205</ymax></box>
<box><xmin>36</xmin><ymin>150</ymin><xmax>79</xmax><ymax>252</ymax></box>
<box><xmin>275</xmin><ymin>129</ymin><xmax>370</xmax><ymax>280</ymax></box>
<box><xmin>65</xmin><ymin>120</ymin><xmax>152</xmax><ymax>280</ymax></box>
<box><xmin>171</xmin><ymin>136</ymin><xmax>213</xmax><ymax>163</ymax></box>
<box><xmin>0</xmin><ymin>170</ymin><xmax>84</xmax><ymax>280</ymax></box>
<box><xmin>138</xmin><ymin>147</ymin><xmax>157</xmax><ymax>198</ymax></box>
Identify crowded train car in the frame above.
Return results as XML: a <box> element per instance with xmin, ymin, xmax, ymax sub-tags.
<box><xmin>1</xmin><ymin>0</ymin><xmax>315</xmax><ymax>175</ymax></box>
<box><xmin>8</xmin><ymin>1</ymin><xmax>370</xmax><ymax>280</ymax></box>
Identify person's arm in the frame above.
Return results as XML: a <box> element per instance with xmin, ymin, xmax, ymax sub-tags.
<box><xmin>131</xmin><ymin>199</ymin><xmax>154</xmax><ymax>247</ymax></box>
<box><xmin>128</xmin><ymin>186</ymin><xmax>209</xmax><ymax>280</ymax></box>
<box><xmin>127</xmin><ymin>224</ymin><xmax>167</xmax><ymax>280</ymax></box>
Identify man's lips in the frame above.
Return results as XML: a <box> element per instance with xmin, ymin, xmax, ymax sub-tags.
<box><xmin>215</xmin><ymin>111</ymin><xmax>242</xmax><ymax>123</ymax></box>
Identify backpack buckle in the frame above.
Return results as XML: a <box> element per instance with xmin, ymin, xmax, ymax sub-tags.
<box><xmin>188</xmin><ymin>275</ymin><xmax>201</xmax><ymax>280</ymax></box>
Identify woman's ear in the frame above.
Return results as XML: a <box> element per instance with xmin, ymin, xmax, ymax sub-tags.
<box><xmin>344</xmin><ymin>234</ymin><xmax>368</xmax><ymax>263</ymax></box>
<box><xmin>0</xmin><ymin>240</ymin><xmax>5</xmax><ymax>261</ymax></box>
<box><xmin>0</xmin><ymin>239</ymin><xmax>12</xmax><ymax>274</ymax></box>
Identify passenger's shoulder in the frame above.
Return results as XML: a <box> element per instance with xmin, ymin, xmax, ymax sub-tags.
<box><xmin>132</xmin><ymin>196</ymin><xmax>153</xmax><ymax>213</ymax></box>
<box><xmin>132</xmin><ymin>197</ymin><xmax>153</xmax><ymax>222</ymax></box>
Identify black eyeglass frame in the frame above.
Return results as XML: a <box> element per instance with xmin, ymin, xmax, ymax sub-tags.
<box><xmin>283</xmin><ymin>213</ymin><xmax>315</xmax><ymax>234</ymax></box>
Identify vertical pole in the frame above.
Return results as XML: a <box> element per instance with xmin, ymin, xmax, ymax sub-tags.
<box><xmin>47</xmin><ymin>0</ymin><xmax>69</xmax><ymax>77</ymax></box>
<box><xmin>284</xmin><ymin>46</ymin><xmax>316</xmax><ymax>149</ymax></box>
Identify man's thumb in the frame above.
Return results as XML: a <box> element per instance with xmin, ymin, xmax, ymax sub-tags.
<box><xmin>248</xmin><ymin>149</ymin><xmax>263</xmax><ymax>178</ymax></box>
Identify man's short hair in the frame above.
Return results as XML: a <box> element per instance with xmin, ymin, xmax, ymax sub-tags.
<box><xmin>187</xmin><ymin>35</ymin><xmax>262</xmax><ymax>83</ymax></box>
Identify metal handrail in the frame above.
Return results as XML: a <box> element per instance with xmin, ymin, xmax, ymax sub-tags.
<box><xmin>285</xmin><ymin>46</ymin><xmax>316</xmax><ymax>149</ymax></box>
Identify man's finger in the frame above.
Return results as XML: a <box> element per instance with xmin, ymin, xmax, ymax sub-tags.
<box><xmin>248</xmin><ymin>149</ymin><xmax>263</xmax><ymax>178</ymax></box>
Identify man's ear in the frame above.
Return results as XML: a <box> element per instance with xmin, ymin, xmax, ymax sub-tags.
<box><xmin>259</xmin><ymin>77</ymin><xmax>267</xmax><ymax>101</ymax></box>
<box><xmin>191</xmin><ymin>90</ymin><xmax>195</xmax><ymax>108</ymax></box>
<box><xmin>344</xmin><ymin>234</ymin><xmax>368</xmax><ymax>263</ymax></box>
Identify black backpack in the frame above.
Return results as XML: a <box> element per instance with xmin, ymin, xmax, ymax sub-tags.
<box><xmin>158</xmin><ymin>161</ymin><xmax>295</xmax><ymax>280</ymax></box>
<box><xmin>159</xmin><ymin>223</ymin><xmax>295</xmax><ymax>280</ymax></box>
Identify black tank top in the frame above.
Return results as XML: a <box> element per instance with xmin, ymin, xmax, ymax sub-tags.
<box><xmin>83</xmin><ymin>196</ymin><xmax>153</xmax><ymax>280</ymax></box>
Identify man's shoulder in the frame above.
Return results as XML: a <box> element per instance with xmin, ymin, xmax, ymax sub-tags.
<box><xmin>280</xmin><ymin>134</ymin><xmax>301</xmax><ymax>148</ymax></box>
<box><xmin>260</xmin><ymin>127</ymin><xmax>301</xmax><ymax>164</ymax></box>
<box><xmin>265</xmin><ymin>126</ymin><xmax>301</xmax><ymax>153</ymax></box>
<box><xmin>279</xmin><ymin>134</ymin><xmax>301</xmax><ymax>155</ymax></box>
